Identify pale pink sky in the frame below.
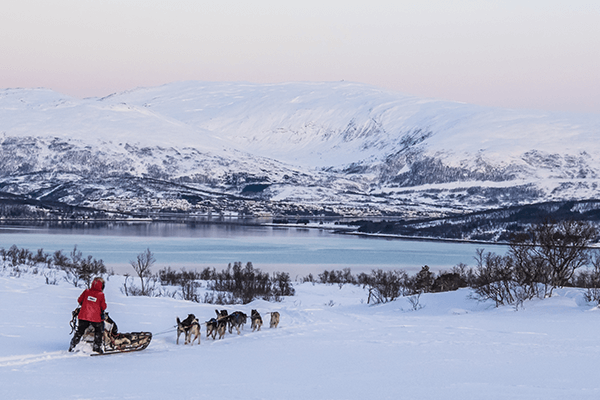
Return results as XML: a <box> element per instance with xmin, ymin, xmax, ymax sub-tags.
<box><xmin>1</xmin><ymin>0</ymin><xmax>599</xmax><ymax>113</ymax></box>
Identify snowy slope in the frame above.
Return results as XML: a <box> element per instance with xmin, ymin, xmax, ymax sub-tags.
<box><xmin>2</xmin><ymin>81</ymin><xmax>600</xmax><ymax>216</ymax></box>
<box><xmin>97</xmin><ymin>81</ymin><xmax>600</xmax><ymax>172</ymax></box>
<box><xmin>3</xmin><ymin>268</ymin><xmax>600</xmax><ymax>399</ymax></box>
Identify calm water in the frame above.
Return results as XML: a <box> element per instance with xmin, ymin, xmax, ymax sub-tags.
<box><xmin>0</xmin><ymin>222</ymin><xmax>507</xmax><ymax>277</ymax></box>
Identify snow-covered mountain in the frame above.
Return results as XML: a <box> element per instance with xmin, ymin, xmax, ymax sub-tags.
<box><xmin>1</xmin><ymin>81</ymin><xmax>600</xmax><ymax>218</ymax></box>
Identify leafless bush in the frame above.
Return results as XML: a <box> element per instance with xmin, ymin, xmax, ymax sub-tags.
<box><xmin>431</xmin><ymin>272</ymin><xmax>466</xmax><ymax>293</ymax></box>
<box><xmin>470</xmin><ymin>249</ymin><xmax>517</xmax><ymax>307</ymax></box>
<box><xmin>272</xmin><ymin>271</ymin><xmax>295</xmax><ymax>299</ymax></box>
<box><xmin>451</xmin><ymin>262</ymin><xmax>477</xmax><ymax>286</ymax></box>
<box><xmin>158</xmin><ymin>267</ymin><xmax>203</xmax><ymax>301</ymax></box>
<box><xmin>120</xmin><ymin>274</ymin><xmax>162</xmax><ymax>297</ymax></box>
<box><xmin>53</xmin><ymin>250</ymin><xmax>69</xmax><ymax>268</ymax></box>
<box><xmin>44</xmin><ymin>270</ymin><xmax>58</xmax><ymax>285</ymax></box>
<box><xmin>205</xmin><ymin>262</ymin><xmax>294</xmax><ymax>304</ymax></box>
<box><xmin>59</xmin><ymin>246</ymin><xmax>107</xmax><ymax>288</ymax></box>
<box><xmin>471</xmin><ymin>219</ymin><xmax>597</xmax><ymax>307</ymax></box>
<box><xmin>406</xmin><ymin>265</ymin><xmax>435</xmax><ymax>294</ymax></box>
<box><xmin>2</xmin><ymin>245</ymin><xmax>33</xmax><ymax>267</ymax></box>
<box><xmin>318</xmin><ymin>268</ymin><xmax>356</xmax><ymax>287</ymax></box>
<box><xmin>202</xmin><ymin>291</ymin><xmax>236</xmax><ymax>305</ymax></box>
<box><xmin>199</xmin><ymin>267</ymin><xmax>215</xmax><ymax>280</ymax></box>
<box><xmin>129</xmin><ymin>248</ymin><xmax>156</xmax><ymax>296</ymax></box>
<box><xmin>510</xmin><ymin>218</ymin><xmax>596</xmax><ymax>296</ymax></box>
<box><xmin>365</xmin><ymin>269</ymin><xmax>409</xmax><ymax>304</ymax></box>
<box><xmin>407</xmin><ymin>292</ymin><xmax>423</xmax><ymax>311</ymax></box>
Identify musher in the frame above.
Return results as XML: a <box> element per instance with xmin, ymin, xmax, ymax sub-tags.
<box><xmin>68</xmin><ymin>277</ymin><xmax>107</xmax><ymax>354</ymax></box>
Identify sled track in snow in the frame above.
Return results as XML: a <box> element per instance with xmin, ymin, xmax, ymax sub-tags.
<box><xmin>0</xmin><ymin>351</ymin><xmax>88</xmax><ymax>367</ymax></box>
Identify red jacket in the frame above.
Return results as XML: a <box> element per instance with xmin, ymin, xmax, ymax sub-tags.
<box><xmin>77</xmin><ymin>279</ymin><xmax>107</xmax><ymax>323</ymax></box>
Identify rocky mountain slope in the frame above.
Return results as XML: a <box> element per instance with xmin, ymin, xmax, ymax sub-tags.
<box><xmin>1</xmin><ymin>81</ymin><xmax>600</xmax><ymax>221</ymax></box>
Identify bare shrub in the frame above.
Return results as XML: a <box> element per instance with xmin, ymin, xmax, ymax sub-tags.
<box><xmin>451</xmin><ymin>262</ymin><xmax>476</xmax><ymax>287</ymax></box>
<box><xmin>204</xmin><ymin>262</ymin><xmax>294</xmax><ymax>304</ymax></box>
<box><xmin>470</xmin><ymin>249</ymin><xmax>516</xmax><ymax>307</ymax></box>
<box><xmin>53</xmin><ymin>250</ymin><xmax>69</xmax><ymax>268</ymax></box>
<box><xmin>44</xmin><ymin>270</ymin><xmax>58</xmax><ymax>285</ymax></box>
<box><xmin>199</xmin><ymin>267</ymin><xmax>215</xmax><ymax>280</ymax></box>
<box><xmin>157</xmin><ymin>267</ymin><xmax>203</xmax><ymax>301</ymax></box>
<box><xmin>318</xmin><ymin>268</ymin><xmax>356</xmax><ymax>287</ymax></box>
<box><xmin>272</xmin><ymin>271</ymin><xmax>295</xmax><ymax>300</ymax></box>
<box><xmin>121</xmin><ymin>273</ymin><xmax>162</xmax><ymax>297</ymax></box>
<box><xmin>408</xmin><ymin>265</ymin><xmax>435</xmax><ymax>294</ymax></box>
<box><xmin>60</xmin><ymin>246</ymin><xmax>107</xmax><ymax>288</ymax></box>
<box><xmin>407</xmin><ymin>292</ymin><xmax>423</xmax><ymax>311</ymax></box>
<box><xmin>365</xmin><ymin>269</ymin><xmax>409</xmax><ymax>304</ymax></box>
<box><xmin>129</xmin><ymin>248</ymin><xmax>156</xmax><ymax>296</ymax></box>
<box><xmin>202</xmin><ymin>291</ymin><xmax>236</xmax><ymax>305</ymax></box>
<box><xmin>431</xmin><ymin>272</ymin><xmax>466</xmax><ymax>293</ymax></box>
<box><xmin>510</xmin><ymin>219</ymin><xmax>596</xmax><ymax>296</ymax></box>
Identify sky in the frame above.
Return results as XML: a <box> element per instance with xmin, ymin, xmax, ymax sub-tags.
<box><xmin>1</xmin><ymin>0</ymin><xmax>599</xmax><ymax>114</ymax></box>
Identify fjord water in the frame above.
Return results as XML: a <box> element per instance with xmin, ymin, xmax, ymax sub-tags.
<box><xmin>0</xmin><ymin>222</ymin><xmax>506</xmax><ymax>277</ymax></box>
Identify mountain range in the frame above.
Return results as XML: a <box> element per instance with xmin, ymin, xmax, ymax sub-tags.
<box><xmin>2</xmin><ymin>81</ymin><xmax>600</xmax><ymax>230</ymax></box>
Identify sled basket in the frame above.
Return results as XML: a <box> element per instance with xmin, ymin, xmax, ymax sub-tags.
<box><xmin>104</xmin><ymin>331</ymin><xmax>153</xmax><ymax>352</ymax></box>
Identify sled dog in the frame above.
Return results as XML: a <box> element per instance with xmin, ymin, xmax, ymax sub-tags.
<box><xmin>228</xmin><ymin>311</ymin><xmax>248</xmax><ymax>335</ymax></box>
<box><xmin>270</xmin><ymin>311</ymin><xmax>280</xmax><ymax>328</ymax></box>
<box><xmin>214</xmin><ymin>309</ymin><xmax>228</xmax><ymax>339</ymax></box>
<box><xmin>186</xmin><ymin>319</ymin><xmax>201</xmax><ymax>345</ymax></box>
<box><xmin>251</xmin><ymin>309</ymin><xmax>263</xmax><ymax>332</ymax></box>
<box><xmin>206</xmin><ymin>318</ymin><xmax>218</xmax><ymax>340</ymax></box>
<box><xmin>177</xmin><ymin>314</ymin><xmax>200</xmax><ymax>345</ymax></box>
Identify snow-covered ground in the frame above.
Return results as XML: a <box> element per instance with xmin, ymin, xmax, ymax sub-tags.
<box><xmin>2</xmin><ymin>270</ymin><xmax>600</xmax><ymax>399</ymax></box>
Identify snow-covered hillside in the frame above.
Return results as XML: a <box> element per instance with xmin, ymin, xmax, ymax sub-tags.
<box><xmin>1</xmin><ymin>81</ymin><xmax>600</xmax><ymax>217</ymax></box>
<box><xmin>3</xmin><ymin>268</ymin><xmax>600</xmax><ymax>399</ymax></box>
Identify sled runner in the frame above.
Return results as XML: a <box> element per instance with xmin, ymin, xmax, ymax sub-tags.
<box><xmin>70</xmin><ymin>308</ymin><xmax>152</xmax><ymax>355</ymax></box>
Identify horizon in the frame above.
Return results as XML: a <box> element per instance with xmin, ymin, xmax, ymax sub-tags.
<box><xmin>2</xmin><ymin>1</ymin><xmax>599</xmax><ymax>115</ymax></box>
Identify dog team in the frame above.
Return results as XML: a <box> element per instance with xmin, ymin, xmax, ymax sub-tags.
<box><xmin>176</xmin><ymin>309</ymin><xmax>280</xmax><ymax>345</ymax></box>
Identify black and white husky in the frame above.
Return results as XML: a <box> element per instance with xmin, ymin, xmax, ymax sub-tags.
<box><xmin>176</xmin><ymin>314</ymin><xmax>200</xmax><ymax>345</ymax></box>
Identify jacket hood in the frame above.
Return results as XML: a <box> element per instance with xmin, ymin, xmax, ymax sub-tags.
<box><xmin>91</xmin><ymin>279</ymin><xmax>104</xmax><ymax>291</ymax></box>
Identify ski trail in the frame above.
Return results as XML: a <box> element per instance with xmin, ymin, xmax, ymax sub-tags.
<box><xmin>0</xmin><ymin>351</ymin><xmax>86</xmax><ymax>367</ymax></box>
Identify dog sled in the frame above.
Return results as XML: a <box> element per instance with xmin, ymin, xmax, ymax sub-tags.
<box><xmin>70</xmin><ymin>308</ymin><xmax>152</xmax><ymax>355</ymax></box>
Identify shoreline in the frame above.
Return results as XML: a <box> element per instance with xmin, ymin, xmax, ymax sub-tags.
<box><xmin>0</xmin><ymin>217</ymin><xmax>511</xmax><ymax>247</ymax></box>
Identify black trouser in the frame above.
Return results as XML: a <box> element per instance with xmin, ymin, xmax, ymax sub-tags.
<box><xmin>71</xmin><ymin>319</ymin><xmax>104</xmax><ymax>349</ymax></box>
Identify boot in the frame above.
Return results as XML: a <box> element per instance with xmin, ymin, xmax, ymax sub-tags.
<box><xmin>92</xmin><ymin>343</ymin><xmax>103</xmax><ymax>354</ymax></box>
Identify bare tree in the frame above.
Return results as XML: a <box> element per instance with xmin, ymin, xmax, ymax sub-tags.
<box><xmin>510</xmin><ymin>219</ymin><xmax>596</xmax><ymax>296</ymax></box>
<box><xmin>471</xmin><ymin>249</ymin><xmax>516</xmax><ymax>306</ymax></box>
<box><xmin>130</xmin><ymin>248</ymin><xmax>156</xmax><ymax>296</ymax></box>
<box><xmin>473</xmin><ymin>219</ymin><xmax>597</xmax><ymax>307</ymax></box>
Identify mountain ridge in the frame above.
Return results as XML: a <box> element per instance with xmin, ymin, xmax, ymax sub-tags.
<box><xmin>2</xmin><ymin>81</ymin><xmax>600</xmax><ymax>227</ymax></box>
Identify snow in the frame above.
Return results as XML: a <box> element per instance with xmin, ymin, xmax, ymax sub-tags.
<box><xmin>3</xmin><ymin>81</ymin><xmax>600</xmax><ymax>171</ymax></box>
<box><xmin>2</xmin><ymin>270</ymin><xmax>600</xmax><ymax>399</ymax></box>
<box><xmin>3</xmin><ymin>81</ymin><xmax>600</xmax><ymax>213</ymax></box>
